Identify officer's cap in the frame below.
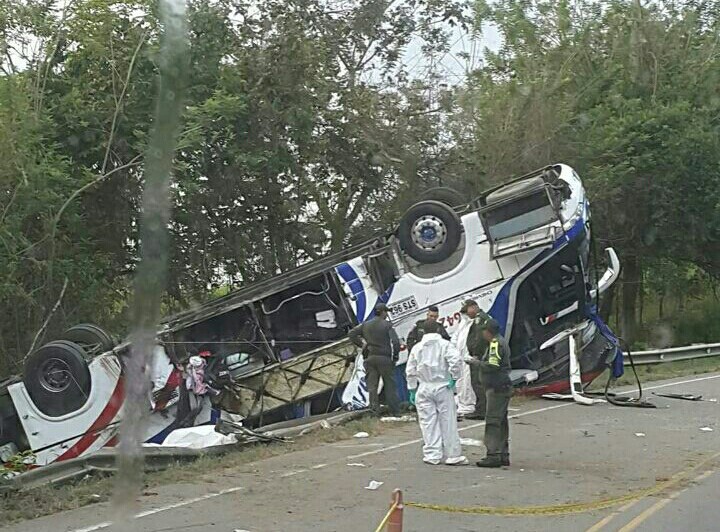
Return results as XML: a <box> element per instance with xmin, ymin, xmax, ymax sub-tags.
<box><xmin>482</xmin><ymin>318</ymin><xmax>500</xmax><ymax>334</ymax></box>
<box><xmin>375</xmin><ymin>303</ymin><xmax>389</xmax><ymax>315</ymax></box>
<box><xmin>461</xmin><ymin>299</ymin><xmax>479</xmax><ymax>312</ymax></box>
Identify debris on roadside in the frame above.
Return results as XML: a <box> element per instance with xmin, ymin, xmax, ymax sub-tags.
<box><xmin>635</xmin><ymin>432</ymin><xmax>646</xmax><ymax>437</ymax></box>
<box><xmin>354</xmin><ymin>432</ymin><xmax>370</xmax><ymax>438</ymax></box>
<box><xmin>380</xmin><ymin>415</ymin><xmax>415</xmax><ymax>423</ymax></box>
<box><xmin>143</xmin><ymin>425</ymin><xmax>239</xmax><ymax>450</ymax></box>
<box><xmin>216</xmin><ymin>419</ymin><xmax>290</xmax><ymax>444</ymax></box>
<box><xmin>346</xmin><ymin>463</ymin><xmax>367</xmax><ymax>467</ymax></box>
<box><xmin>364</xmin><ymin>480</ymin><xmax>384</xmax><ymax>490</ymax></box>
<box><xmin>700</xmin><ymin>427</ymin><xmax>714</xmax><ymax>432</ymax></box>
<box><xmin>652</xmin><ymin>392</ymin><xmax>702</xmax><ymax>401</ymax></box>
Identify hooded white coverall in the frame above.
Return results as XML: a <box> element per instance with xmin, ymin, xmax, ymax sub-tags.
<box><xmin>450</xmin><ymin>314</ymin><xmax>477</xmax><ymax>415</ymax></box>
<box><xmin>406</xmin><ymin>333</ymin><xmax>466</xmax><ymax>465</ymax></box>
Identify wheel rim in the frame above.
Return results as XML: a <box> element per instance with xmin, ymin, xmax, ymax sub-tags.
<box><xmin>38</xmin><ymin>357</ymin><xmax>72</xmax><ymax>393</ymax></box>
<box><xmin>411</xmin><ymin>215</ymin><xmax>447</xmax><ymax>251</ymax></box>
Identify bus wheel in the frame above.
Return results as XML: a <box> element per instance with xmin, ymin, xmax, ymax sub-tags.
<box><xmin>24</xmin><ymin>341</ymin><xmax>91</xmax><ymax>417</ymax></box>
<box><xmin>398</xmin><ymin>200</ymin><xmax>462</xmax><ymax>264</ymax></box>
<box><xmin>62</xmin><ymin>324</ymin><xmax>115</xmax><ymax>360</ymax></box>
<box><xmin>419</xmin><ymin>186</ymin><xmax>466</xmax><ymax>208</ymax></box>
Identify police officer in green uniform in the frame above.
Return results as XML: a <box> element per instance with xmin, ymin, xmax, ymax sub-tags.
<box><xmin>406</xmin><ymin>305</ymin><xmax>450</xmax><ymax>353</ymax></box>
<box><xmin>463</xmin><ymin>301</ymin><xmax>491</xmax><ymax>420</ymax></box>
<box><xmin>349</xmin><ymin>303</ymin><xmax>401</xmax><ymax>417</ymax></box>
<box><xmin>476</xmin><ymin>318</ymin><xmax>512</xmax><ymax>468</ymax></box>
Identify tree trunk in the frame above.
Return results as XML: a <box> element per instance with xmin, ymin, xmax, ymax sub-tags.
<box><xmin>599</xmin><ymin>284</ymin><xmax>615</xmax><ymax>322</ymax></box>
<box><xmin>621</xmin><ymin>255</ymin><xmax>640</xmax><ymax>343</ymax></box>
<box><xmin>638</xmin><ymin>270</ymin><xmax>645</xmax><ymax>327</ymax></box>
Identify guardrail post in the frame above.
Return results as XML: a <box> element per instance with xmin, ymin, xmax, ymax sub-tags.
<box><xmin>387</xmin><ymin>489</ymin><xmax>404</xmax><ymax>532</ymax></box>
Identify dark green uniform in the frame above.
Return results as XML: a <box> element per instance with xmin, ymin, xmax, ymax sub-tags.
<box><xmin>349</xmin><ymin>317</ymin><xmax>401</xmax><ymax>416</ymax></box>
<box><xmin>465</xmin><ymin>311</ymin><xmax>491</xmax><ymax>417</ymax></box>
<box><xmin>406</xmin><ymin>319</ymin><xmax>450</xmax><ymax>353</ymax></box>
<box><xmin>481</xmin><ymin>334</ymin><xmax>512</xmax><ymax>463</ymax></box>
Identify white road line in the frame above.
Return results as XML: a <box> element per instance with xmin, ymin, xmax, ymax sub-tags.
<box><xmin>631</xmin><ymin>373</ymin><xmax>720</xmax><ymax>392</ymax></box>
<box><xmin>346</xmin><ymin>372</ymin><xmax>720</xmax><ymax>460</ymax></box>
<box><xmin>68</xmin><ymin>372</ymin><xmax>720</xmax><ymax>532</ymax></box>
<box><xmin>71</xmin><ymin>487</ymin><xmax>243</xmax><ymax>532</ymax></box>
<box><xmin>280</xmin><ymin>469</ymin><xmax>308</xmax><ymax>478</ymax></box>
<box><xmin>617</xmin><ymin>469</ymin><xmax>717</xmax><ymax>532</ymax></box>
<box><xmin>346</xmin><ymin>403</ymin><xmax>570</xmax><ymax>459</ymax></box>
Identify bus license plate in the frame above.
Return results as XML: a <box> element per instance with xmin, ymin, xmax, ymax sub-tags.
<box><xmin>388</xmin><ymin>296</ymin><xmax>418</xmax><ymax>319</ymax></box>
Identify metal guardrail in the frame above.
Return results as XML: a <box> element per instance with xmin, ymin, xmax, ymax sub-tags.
<box><xmin>626</xmin><ymin>343</ymin><xmax>720</xmax><ymax>365</ymax></box>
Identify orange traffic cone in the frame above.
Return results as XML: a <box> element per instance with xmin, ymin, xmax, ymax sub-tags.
<box><xmin>386</xmin><ymin>489</ymin><xmax>404</xmax><ymax>532</ymax></box>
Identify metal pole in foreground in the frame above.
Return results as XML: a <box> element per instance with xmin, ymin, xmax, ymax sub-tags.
<box><xmin>387</xmin><ymin>489</ymin><xmax>404</xmax><ymax>532</ymax></box>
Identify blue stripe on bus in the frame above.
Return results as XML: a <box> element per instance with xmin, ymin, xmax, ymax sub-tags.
<box><xmin>489</xmin><ymin>217</ymin><xmax>586</xmax><ymax>335</ymax></box>
<box><xmin>336</xmin><ymin>263</ymin><xmax>367</xmax><ymax>322</ymax></box>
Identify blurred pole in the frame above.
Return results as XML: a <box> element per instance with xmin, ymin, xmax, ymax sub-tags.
<box><xmin>112</xmin><ymin>1</ymin><xmax>188</xmax><ymax>529</ymax></box>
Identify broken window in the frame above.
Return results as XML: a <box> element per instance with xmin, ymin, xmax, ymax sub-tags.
<box><xmin>364</xmin><ymin>248</ymin><xmax>399</xmax><ymax>295</ymax></box>
<box><xmin>258</xmin><ymin>272</ymin><xmax>355</xmax><ymax>360</ymax></box>
<box><xmin>0</xmin><ymin>384</ymin><xmax>29</xmax><ymax>453</ymax></box>
<box><xmin>172</xmin><ymin>305</ymin><xmax>267</xmax><ymax>379</ymax></box>
<box><xmin>509</xmin><ymin>240</ymin><xmax>589</xmax><ymax>371</ymax></box>
<box><xmin>485</xmin><ymin>188</ymin><xmax>557</xmax><ymax>241</ymax></box>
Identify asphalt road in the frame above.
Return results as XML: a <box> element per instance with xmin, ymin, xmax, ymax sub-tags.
<box><xmin>3</xmin><ymin>372</ymin><xmax>720</xmax><ymax>532</ymax></box>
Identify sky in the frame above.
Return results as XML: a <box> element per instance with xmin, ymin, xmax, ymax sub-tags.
<box><xmin>401</xmin><ymin>21</ymin><xmax>503</xmax><ymax>84</ymax></box>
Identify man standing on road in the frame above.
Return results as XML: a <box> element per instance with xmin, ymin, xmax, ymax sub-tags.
<box><xmin>349</xmin><ymin>304</ymin><xmax>401</xmax><ymax>417</ymax></box>
<box><xmin>476</xmin><ymin>319</ymin><xmax>512</xmax><ymax>468</ymax></box>
<box><xmin>406</xmin><ymin>329</ymin><xmax>467</xmax><ymax>465</ymax></box>
<box><xmin>464</xmin><ymin>300</ymin><xmax>491</xmax><ymax>420</ymax></box>
<box><xmin>451</xmin><ymin>300</ymin><xmax>477</xmax><ymax>417</ymax></box>
<box><xmin>405</xmin><ymin>305</ymin><xmax>450</xmax><ymax>353</ymax></box>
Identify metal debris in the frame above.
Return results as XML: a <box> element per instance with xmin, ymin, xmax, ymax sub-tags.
<box><xmin>652</xmin><ymin>392</ymin><xmax>702</xmax><ymax>401</ymax></box>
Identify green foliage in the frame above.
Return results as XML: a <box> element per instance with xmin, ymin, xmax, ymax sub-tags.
<box><xmin>462</xmin><ymin>0</ymin><xmax>720</xmax><ymax>340</ymax></box>
<box><xmin>0</xmin><ymin>450</ymin><xmax>36</xmax><ymax>478</ymax></box>
<box><xmin>667</xmin><ymin>299</ymin><xmax>720</xmax><ymax>347</ymax></box>
<box><xmin>1</xmin><ymin>0</ymin><xmax>720</xmax><ymax>372</ymax></box>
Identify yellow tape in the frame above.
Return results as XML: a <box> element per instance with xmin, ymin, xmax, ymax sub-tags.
<box><xmin>374</xmin><ymin>501</ymin><xmax>398</xmax><ymax>532</ymax></box>
<box><xmin>407</xmin><ymin>453</ymin><xmax>720</xmax><ymax>517</ymax></box>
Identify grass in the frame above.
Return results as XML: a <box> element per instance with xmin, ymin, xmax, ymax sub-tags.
<box><xmin>0</xmin><ymin>416</ymin><xmax>387</xmax><ymax>525</ymax></box>
<box><xmin>4</xmin><ymin>357</ymin><xmax>720</xmax><ymax>525</ymax></box>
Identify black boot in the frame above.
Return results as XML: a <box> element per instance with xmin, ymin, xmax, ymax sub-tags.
<box><xmin>501</xmin><ymin>455</ymin><xmax>510</xmax><ymax>467</ymax></box>
<box><xmin>476</xmin><ymin>457</ymin><xmax>502</xmax><ymax>468</ymax></box>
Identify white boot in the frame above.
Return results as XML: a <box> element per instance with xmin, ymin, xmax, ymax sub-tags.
<box><xmin>445</xmin><ymin>455</ymin><xmax>469</xmax><ymax>465</ymax></box>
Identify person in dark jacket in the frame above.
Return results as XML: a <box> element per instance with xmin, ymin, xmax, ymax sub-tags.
<box><xmin>406</xmin><ymin>306</ymin><xmax>450</xmax><ymax>353</ymax></box>
<box><xmin>464</xmin><ymin>300</ymin><xmax>491</xmax><ymax>420</ymax></box>
<box><xmin>476</xmin><ymin>319</ymin><xmax>512</xmax><ymax>468</ymax></box>
<box><xmin>349</xmin><ymin>304</ymin><xmax>401</xmax><ymax>416</ymax></box>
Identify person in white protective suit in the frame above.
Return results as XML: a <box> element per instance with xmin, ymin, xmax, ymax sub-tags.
<box><xmin>406</xmin><ymin>332</ymin><xmax>468</xmax><ymax>465</ymax></box>
<box><xmin>451</xmin><ymin>302</ymin><xmax>477</xmax><ymax>417</ymax></box>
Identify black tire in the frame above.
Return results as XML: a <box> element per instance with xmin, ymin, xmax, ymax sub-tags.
<box><xmin>419</xmin><ymin>186</ymin><xmax>466</xmax><ymax>208</ymax></box>
<box><xmin>62</xmin><ymin>324</ymin><xmax>115</xmax><ymax>359</ymax></box>
<box><xmin>397</xmin><ymin>200</ymin><xmax>462</xmax><ymax>264</ymax></box>
<box><xmin>23</xmin><ymin>340</ymin><xmax>91</xmax><ymax>417</ymax></box>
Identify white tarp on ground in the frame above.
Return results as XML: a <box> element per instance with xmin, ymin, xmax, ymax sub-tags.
<box><xmin>342</xmin><ymin>354</ymin><xmax>371</xmax><ymax>410</ymax></box>
<box><xmin>145</xmin><ymin>425</ymin><xmax>237</xmax><ymax>449</ymax></box>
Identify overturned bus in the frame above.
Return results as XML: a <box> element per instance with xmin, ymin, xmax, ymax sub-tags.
<box><xmin>0</xmin><ymin>163</ymin><xmax>621</xmax><ymax>468</ymax></box>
